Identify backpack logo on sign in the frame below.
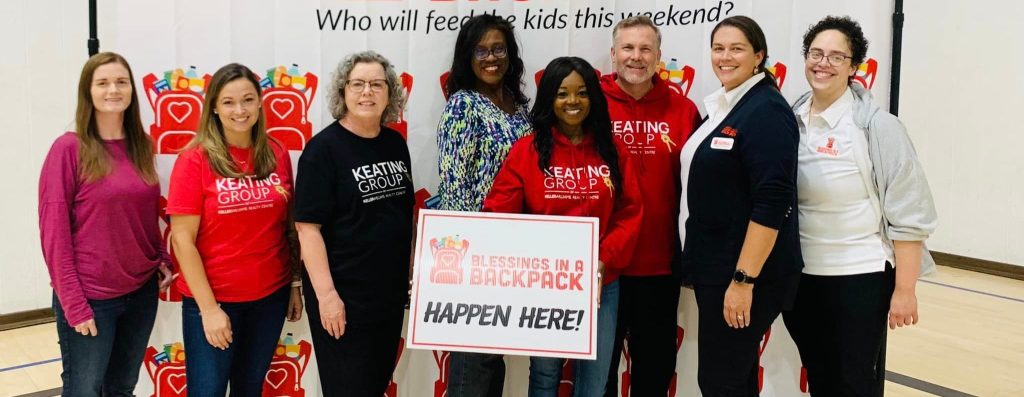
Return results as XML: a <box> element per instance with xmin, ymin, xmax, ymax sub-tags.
<box><xmin>143</xmin><ymin>334</ymin><xmax>312</xmax><ymax>396</ymax></box>
<box><xmin>143</xmin><ymin>66</ymin><xmax>212</xmax><ymax>154</ymax></box>
<box><xmin>260</xmin><ymin>64</ymin><xmax>318</xmax><ymax>150</ymax></box>
<box><xmin>429</xmin><ymin>236</ymin><xmax>469</xmax><ymax>285</ymax></box>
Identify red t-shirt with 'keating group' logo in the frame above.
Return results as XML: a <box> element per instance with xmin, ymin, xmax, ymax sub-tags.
<box><xmin>167</xmin><ymin>142</ymin><xmax>292</xmax><ymax>302</ymax></box>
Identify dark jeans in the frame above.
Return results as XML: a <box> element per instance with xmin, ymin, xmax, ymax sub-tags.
<box><xmin>693</xmin><ymin>274</ymin><xmax>800</xmax><ymax>397</ymax></box>
<box><xmin>447</xmin><ymin>352</ymin><xmax>506</xmax><ymax>397</ymax></box>
<box><xmin>54</xmin><ymin>277</ymin><xmax>158</xmax><ymax>397</ymax></box>
<box><xmin>181</xmin><ymin>286</ymin><xmax>289</xmax><ymax>397</ymax></box>
<box><xmin>605</xmin><ymin>275</ymin><xmax>681</xmax><ymax>397</ymax></box>
<box><xmin>782</xmin><ymin>264</ymin><xmax>895</xmax><ymax>397</ymax></box>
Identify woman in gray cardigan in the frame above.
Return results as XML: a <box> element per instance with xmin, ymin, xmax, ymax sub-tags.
<box><xmin>784</xmin><ymin>16</ymin><xmax>938</xmax><ymax>396</ymax></box>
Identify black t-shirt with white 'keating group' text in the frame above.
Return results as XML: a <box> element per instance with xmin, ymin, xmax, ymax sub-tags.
<box><xmin>294</xmin><ymin>121</ymin><xmax>414</xmax><ymax>324</ymax></box>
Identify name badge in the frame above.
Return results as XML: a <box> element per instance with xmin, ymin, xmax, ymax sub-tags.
<box><xmin>710</xmin><ymin>137</ymin><xmax>734</xmax><ymax>150</ymax></box>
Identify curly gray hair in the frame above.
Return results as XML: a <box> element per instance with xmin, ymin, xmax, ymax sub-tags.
<box><xmin>327</xmin><ymin>51</ymin><xmax>406</xmax><ymax>124</ymax></box>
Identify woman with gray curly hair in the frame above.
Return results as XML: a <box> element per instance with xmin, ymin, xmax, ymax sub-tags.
<box><xmin>293</xmin><ymin>50</ymin><xmax>414</xmax><ymax>396</ymax></box>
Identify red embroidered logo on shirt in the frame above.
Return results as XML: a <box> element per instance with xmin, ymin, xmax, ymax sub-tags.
<box><xmin>816</xmin><ymin>136</ymin><xmax>840</xmax><ymax>156</ymax></box>
<box><xmin>721</xmin><ymin>126</ymin><xmax>738</xmax><ymax>137</ymax></box>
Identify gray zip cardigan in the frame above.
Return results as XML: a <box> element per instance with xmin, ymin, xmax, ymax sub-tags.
<box><xmin>792</xmin><ymin>84</ymin><xmax>939</xmax><ymax>276</ymax></box>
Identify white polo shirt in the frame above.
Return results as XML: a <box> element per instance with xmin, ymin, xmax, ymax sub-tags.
<box><xmin>796</xmin><ymin>88</ymin><xmax>893</xmax><ymax>276</ymax></box>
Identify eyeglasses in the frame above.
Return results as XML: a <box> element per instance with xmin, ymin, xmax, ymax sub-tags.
<box><xmin>473</xmin><ymin>45</ymin><xmax>508</xmax><ymax>60</ymax></box>
<box><xmin>805</xmin><ymin>50</ymin><xmax>852</xmax><ymax>65</ymax></box>
<box><xmin>346</xmin><ymin>79</ymin><xmax>388</xmax><ymax>93</ymax></box>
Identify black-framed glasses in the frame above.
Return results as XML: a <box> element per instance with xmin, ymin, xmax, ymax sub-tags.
<box><xmin>346</xmin><ymin>79</ymin><xmax>388</xmax><ymax>93</ymax></box>
<box><xmin>473</xmin><ymin>45</ymin><xmax>508</xmax><ymax>60</ymax></box>
<box><xmin>805</xmin><ymin>50</ymin><xmax>852</xmax><ymax>65</ymax></box>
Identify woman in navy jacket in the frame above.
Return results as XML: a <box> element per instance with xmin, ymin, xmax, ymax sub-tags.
<box><xmin>678</xmin><ymin>15</ymin><xmax>802</xmax><ymax>395</ymax></box>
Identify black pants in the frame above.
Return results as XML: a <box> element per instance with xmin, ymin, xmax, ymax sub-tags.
<box><xmin>693</xmin><ymin>274</ymin><xmax>799</xmax><ymax>397</ymax></box>
<box><xmin>304</xmin><ymin>289</ymin><xmax>404</xmax><ymax>397</ymax></box>
<box><xmin>782</xmin><ymin>264</ymin><xmax>895</xmax><ymax>397</ymax></box>
<box><xmin>604</xmin><ymin>275</ymin><xmax>681</xmax><ymax>396</ymax></box>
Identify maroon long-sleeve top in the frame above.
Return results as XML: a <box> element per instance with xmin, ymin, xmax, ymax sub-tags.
<box><xmin>38</xmin><ymin>132</ymin><xmax>167</xmax><ymax>325</ymax></box>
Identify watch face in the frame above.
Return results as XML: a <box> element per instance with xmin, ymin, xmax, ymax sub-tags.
<box><xmin>733</xmin><ymin>270</ymin><xmax>745</xmax><ymax>282</ymax></box>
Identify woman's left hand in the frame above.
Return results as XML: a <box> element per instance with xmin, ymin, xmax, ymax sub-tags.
<box><xmin>723</xmin><ymin>282</ymin><xmax>753</xmax><ymax>328</ymax></box>
<box><xmin>157</xmin><ymin>263</ymin><xmax>174</xmax><ymax>292</ymax></box>
<box><xmin>287</xmin><ymin>287</ymin><xmax>303</xmax><ymax>322</ymax></box>
<box><xmin>888</xmin><ymin>288</ymin><xmax>918</xmax><ymax>329</ymax></box>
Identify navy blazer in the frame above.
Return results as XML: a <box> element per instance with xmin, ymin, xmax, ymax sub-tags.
<box><xmin>681</xmin><ymin>77</ymin><xmax>803</xmax><ymax>285</ymax></box>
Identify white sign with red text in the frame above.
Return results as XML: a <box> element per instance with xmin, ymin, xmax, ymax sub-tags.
<box><xmin>408</xmin><ymin>210</ymin><xmax>600</xmax><ymax>359</ymax></box>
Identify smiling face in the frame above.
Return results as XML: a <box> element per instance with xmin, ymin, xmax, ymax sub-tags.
<box><xmin>471</xmin><ymin>29</ymin><xmax>509</xmax><ymax>89</ymax></box>
<box><xmin>711</xmin><ymin>26</ymin><xmax>764</xmax><ymax>91</ymax></box>
<box><xmin>344</xmin><ymin>62</ymin><xmax>389</xmax><ymax>122</ymax></box>
<box><xmin>611</xmin><ymin>25</ymin><xmax>662</xmax><ymax>86</ymax></box>
<box><xmin>553</xmin><ymin>71</ymin><xmax>591</xmax><ymax>136</ymax></box>
<box><xmin>214</xmin><ymin>77</ymin><xmax>260</xmax><ymax>137</ymax></box>
<box><xmin>90</xmin><ymin>62</ymin><xmax>133</xmax><ymax>115</ymax></box>
<box><xmin>805</xmin><ymin>29</ymin><xmax>857</xmax><ymax>99</ymax></box>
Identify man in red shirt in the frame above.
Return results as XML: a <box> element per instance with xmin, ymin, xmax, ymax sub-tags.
<box><xmin>600</xmin><ymin>15</ymin><xmax>702</xmax><ymax>396</ymax></box>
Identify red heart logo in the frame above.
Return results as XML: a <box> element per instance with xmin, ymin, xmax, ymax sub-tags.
<box><xmin>167</xmin><ymin>102</ymin><xmax>193</xmax><ymax>124</ymax></box>
<box><xmin>167</xmin><ymin>373</ymin><xmax>187</xmax><ymax>394</ymax></box>
<box><xmin>269</xmin><ymin>98</ymin><xmax>295</xmax><ymax>120</ymax></box>
<box><xmin>265</xmin><ymin>367</ymin><xmax>288</xmax><ymax>389</ymax></box>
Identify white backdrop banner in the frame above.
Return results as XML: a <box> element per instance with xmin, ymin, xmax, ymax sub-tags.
<box><xmin>108</xmin><ymin>0</ymin><xmax>895</xmax><ymax>395</ymax></box>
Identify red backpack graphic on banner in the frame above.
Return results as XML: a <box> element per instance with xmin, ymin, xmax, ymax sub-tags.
<box><xmin>263</xmin><ymin>334</ymin><xmax>313</xmax><ymax>397</ymax></box>
<box><xmin>144</xmin><ymin>344</ymin><xmax>187</xmax><ymax>397</ymax></box>
<box><xmin>260</xmin><ymin>64</ymin><xmax>319</xmax><ymax>150</ymax></box>
<box><xmin>143</xmin><ymin>67</ymin><xmax>211</xmax><ymax>154</ymax></box>
<box><xmin>144</xmin><ymin>335</ymin><xmax>311</xmax><ymax>396</ymax></box>
<box><xmin>768</xmin><ymin>62</ymin><xmax>788</xmax><ymax>89</ymax></box>
<box><xmin>433</xmin><ymin>351</ymin><xmax>451</xmax><ymax>397</ymax></box>
<box><xmin>386</xmin><ymin>72</ymin><xmax>414</xmax><ymax>140</ymax></box>
<box><xmin>658</xmin><ymin>59</ymin><xmax>696</xmax><ymax>98</ymax></box>
<box><xmin>854</xmin><ymin>58</ymin><xmax>879</xmax><ymax>90</ymax></box>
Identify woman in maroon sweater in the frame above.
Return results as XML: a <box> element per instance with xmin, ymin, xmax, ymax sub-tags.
<box><xmin>483</xmin><ymin>56</ymin><xmax>643</xmax><ymax>396</ymax></box>
<box><xmin>38</xmin><ymin>52</ymin><xmax>171</xmax><ymax>395</ymax></box>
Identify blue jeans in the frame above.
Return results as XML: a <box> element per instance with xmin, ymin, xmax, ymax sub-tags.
<box><xmin>529</xmin><ymin>280</ymin><xmax>620</xmax><ymax>397</ymax></box>
<box><xmin>181</xmin><ymin>286</ymin><xmax>289</xmax><ymax>397</ymax></box>
<box><xmin>54</xmin><ymin>277</ymin><xmax>158</xmax><ymax>397</ymax></box>
<box><xmin>447</xmin><ymin>351</ymin><xmax>506</xmax><ymax>397</ymax></box>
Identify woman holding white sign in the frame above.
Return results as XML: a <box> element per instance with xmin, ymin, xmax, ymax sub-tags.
<box><xmin>294</xmin><ymin>51</ymin><xmax>414</xmax><ymax>397</ymax></box>
<box><xmin>677</xmin><ymin>16</ymin><xmax>802</xmax><ymax>395</ymax></box>
<box><xmin>483</xmin><ymin>56</ymin><xmax>643</xmax><ymax>397</ymax></box>
<box><xmin>438</xmin><ymin>14</ymin><xmax>533</xmax><ymax>397</ymax></box>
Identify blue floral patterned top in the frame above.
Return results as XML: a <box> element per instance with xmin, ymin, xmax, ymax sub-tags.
<box><xmin>437</xmin><ymin>90</ymin><xmax>532</xmax><ymax>211</ymax></box>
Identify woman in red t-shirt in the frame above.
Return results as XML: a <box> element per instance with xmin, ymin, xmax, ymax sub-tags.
<box><xmin>167</xmin><ymin>63</ymin><xmax>302</xmax><ymax>396</ymax></box>
<box><xmin>483</xmin><ymin>56</ymin><xmax>643</xmax><ymax>396</ymax></box>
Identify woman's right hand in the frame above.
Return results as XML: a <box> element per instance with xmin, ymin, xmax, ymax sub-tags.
<box><xmin>319</xmin><ymin>289</ymin><xmax>347</xmax><ymax>339</ymax></box>
<box><xmin>73</xmin><ymin>318</ymin><xmax>98</xmax><ymax>336</ymax></box>
<box><xmin>201</xmin><ymin>306</ymin><xmax>233</xmax><ymax>350</ymax></box>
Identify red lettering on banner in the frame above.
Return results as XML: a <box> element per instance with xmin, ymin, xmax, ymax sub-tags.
<box><xmin>758</xmin><ymin>328</ymin><xmax>772</xmax><ymax>392</ymax></box>
<box><xmin>433</xmin><ymin>351</ymin><xmax>451</xmax><ymax>397</ymax></box>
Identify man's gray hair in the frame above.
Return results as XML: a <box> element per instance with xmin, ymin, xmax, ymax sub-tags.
<box><xmin>612</xmin><ymin>15</ymin><xmax>662</xmax><ymax>48</ymax></box>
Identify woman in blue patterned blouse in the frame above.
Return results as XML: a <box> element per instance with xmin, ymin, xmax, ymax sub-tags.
<box><xmin>436</xmin><ymin>13</ymin><xmax>532</xmax><ymax>397</ymax></box>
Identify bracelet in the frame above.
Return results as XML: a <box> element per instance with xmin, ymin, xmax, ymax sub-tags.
<box><xmin>291</xmin><ymin>280</ymin><xmax>302</xmax><ymax>288</ymax></box>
